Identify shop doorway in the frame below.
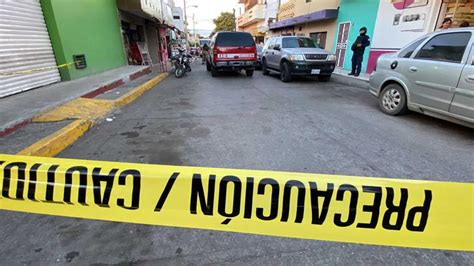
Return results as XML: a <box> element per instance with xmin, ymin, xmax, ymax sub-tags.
<box><xmin>335</xmin><ymin>22</ymin><xmax>351</xmax><ymax>68</ymax></box>
<box><xmin>310</xmin><ymin>32</ymin><xmax>327</xmax><ymax>49</ymax></box>
<box><xmin>121</xmin><ymin>22</ymin><xmax>148</xmax><ymax>65</ymax></box>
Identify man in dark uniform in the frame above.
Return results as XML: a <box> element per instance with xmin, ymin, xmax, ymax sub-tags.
<box><xmin>349</xmin><ymin>27</ymin><xmax>370</xmax><ymax>77</ymax></box>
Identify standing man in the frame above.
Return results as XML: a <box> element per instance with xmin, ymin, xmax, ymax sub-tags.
<box><xmin>202</xmin><ymin>43</ymin><xmax>210</xmax><ymax>65</ymax></box>
<box><xmin>349</xmin><ymin>27</ymin><xmax>370</xmax><ymax>77</ymax></box>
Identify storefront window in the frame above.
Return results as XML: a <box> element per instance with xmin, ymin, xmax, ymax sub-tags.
<box><xmin>310</xmin><ymin>32</ymin><xmax>327</xmax><ymax>49</ymax></box>
<box><xmin>439</xmin><ymin>0</ymin><xmax>473</xmax><ymax>28</ymax></box>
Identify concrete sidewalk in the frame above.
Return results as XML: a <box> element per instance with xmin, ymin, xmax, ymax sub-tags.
<box><xmin>332</xmin><ymin>68</ymin><xmax>370</xmax><ymax>89</ymax></box>
<box><xmin>0</xmin><ymin>65</ymin><xmax>151</xmax><ymax>136</ymax></box>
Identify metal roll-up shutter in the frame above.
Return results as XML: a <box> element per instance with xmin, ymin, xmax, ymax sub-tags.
<box><xmin>0</xmin><ymin>0</ymin><xmax>60</xmax><ymax>98</ymax></box>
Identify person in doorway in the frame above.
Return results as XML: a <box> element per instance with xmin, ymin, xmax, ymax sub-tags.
<box><xmin>349</xmin><ymin>27</ymin><xmax>370</xmax><ymax>77</ymax></box>
<box><xmin>202</xmin><ymin>43</ymin><xmax>210</xmax><ymax>65</ymax></box>
<box><xmin>460</xmin><ymin>21</ymin><xmax>470</xmax><ymax>28</ymax></box>
<box><xmin>439</xmin><ymin>18</ymin><xmax>453</xmax><ymax>30</ymax></box>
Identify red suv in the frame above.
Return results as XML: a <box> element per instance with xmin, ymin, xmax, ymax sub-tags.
<box><xmin>206</xmin><ymin>32</ymin><xmax>257</xmax><ymax>77</ymax></box>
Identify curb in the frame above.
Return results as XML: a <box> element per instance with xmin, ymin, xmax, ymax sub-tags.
<box><xmin>331</xmin><ymin>73</ymin><xmax>370</xmax><ymax>89</ymax></box>
<box><xmin>17</xmin><ymin>119</ymin><xmax>93</xmax><ymax>157</ymax></box>
<box><xmin>16</xmin><ymin>73</ymin><xmax>168</xmax><ymax>157</ymax></box>
<box><xmin>80</xmin><ymin>66</ymin><xmax>151</xmax><ymax>99</ymax></box>
<box><xmin>0</xmin><ymin>119</ymin><xmax>31</xmax><ymax>138</ymax></box>
<box><xmin>115</xmin><ymin>73</ymin><xmax>168</xmax><ymax>108</ymax></box>
<box><xmin>0</xmin><ymin>66</ymin><xmax>151</xmax><ymax>137</ymax></box>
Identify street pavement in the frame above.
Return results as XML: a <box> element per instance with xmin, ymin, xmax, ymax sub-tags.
<box><xmin>1</xmin><ymin>63</ymin><xmax>473</xmax><ymax>265</ymax></box>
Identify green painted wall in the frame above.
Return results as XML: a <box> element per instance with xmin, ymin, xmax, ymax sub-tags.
<box><xmin>41</xmin><ymin>0</ymin><xmax>126</xmax><ymax>80</ymax></box>
<box><xmin>333</xmin><ymin>0</ymin><xmax>380</xmax><ymax>73</ymax></box>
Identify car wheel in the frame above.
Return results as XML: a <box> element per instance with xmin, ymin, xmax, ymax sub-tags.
<box><xmin>318</xmin><ymin>75</ymin><xmax>331</xmax><ymax>82</ymax></box>
<box><xmin>379</xmin><ymin>84</ymin><xmax>408</xmax><ymax>116</ymax></box>
<box><xmin>211</xmin><ymin>65</ymin><xmax>218</xmax><ymax>77</ymax></box>
<box><xmin>280</xmin><ymin>62</ymin><xmax>292</xmax><ymax>82</ymax></box>
<box><xmin>262</xmin><ymin>59</ymin><xmax>269</xmax><ymax>75</ymax></box>
<box><xmin>206</xmin><ymin>61</ymin><xmax>211</xmax><ymax>71</ymax></box>
<box><xmin>246</xmin><ymin>70</ymin><xmax>254</xmax><ymax>77</ymax></box>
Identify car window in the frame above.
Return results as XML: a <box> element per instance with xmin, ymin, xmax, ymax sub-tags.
<box><xmin>399</xmin><ymin>37</ymin><xmax>428</xmax><ymax>58</ymax></box>
<box><xmin>267</xmin><ymin>38</ymin><xmax>276</xmax><ymax>50</ymax></box>
<box><xmin>415</xmin><ymin>32</ymin><xmax>472</xmax><ymax>63</ymax></box>
<box><xmin>215</xmin><ymin>32</ymin><xmax>255</xmax><ymax>47</ymax></box>
<box><xmin>282</xmin><ymin>37</ymin><xmax>318</xmax><ymax>48</ymax></box>
<box><xmin>263</xmin><ymin>39</ymin><xmax>273</xmax><ymax>50</ymax></box>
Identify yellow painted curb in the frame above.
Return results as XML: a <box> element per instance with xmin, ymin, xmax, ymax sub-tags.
<box><xmin>17</xmin><ymin>72</ymin><xmax>168</xmax><ymax>157</ymax></box>
<box><xmin>33</xmin><ymin>98</ymin><xmax>114</xmax><ymax>123</ymax></box>
<box><xmin>17</xmin><ymin>119</ymin><xmax>93</xmax><ymax>157</ymax></box>
<box><xmin>114</xmin><ymin>73</ymin><xmax>168</xmax><ymax>108</ymax></box>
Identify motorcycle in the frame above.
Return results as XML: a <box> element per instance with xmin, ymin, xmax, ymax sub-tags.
<box><xmin>171</xmin><ymin>48</ymin><xmax>193</xmax><ymax>78</ymax></box>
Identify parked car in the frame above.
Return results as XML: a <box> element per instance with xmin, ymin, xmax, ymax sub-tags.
<box><xmin>261</xmin><ymin>36</ymin><xmax>337</xmax><ymax>82</ymax></box>
<box><xmin>369</xmin><ymin>28</ymin><xmax>474</xmax><ymax>128</ymax></box>
<box><xmin>256</xmin><ymin>46</ymin><xmax>263</xmax><ymax>70</ymax></box>
<box><xmin>206</xmin><ymin>32</ymin><xmax>257</xmax><ymax>77</ymax></box>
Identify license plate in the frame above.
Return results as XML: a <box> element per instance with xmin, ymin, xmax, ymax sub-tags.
<box><xmin>311</xmin><ymin>69</ymin><xmax>321</xmax><ymax>75</ymax></box>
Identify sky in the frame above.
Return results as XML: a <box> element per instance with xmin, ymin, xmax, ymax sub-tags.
<box><xmin>175</xmin><ymin>0</ymin><xmax>242</xmax><ymax>37</ymax></box>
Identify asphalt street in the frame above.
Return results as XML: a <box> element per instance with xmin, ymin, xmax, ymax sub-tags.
<box><xmin>1</xmin><ymin>64</ymin><xmax>473</xmax><ymax>265</ymax></box>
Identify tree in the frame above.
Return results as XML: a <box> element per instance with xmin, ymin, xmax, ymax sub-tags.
<box><xmin>213</xmin><ymin>12</ymin><xmax>236</xmax><ymax>32</ymax></box>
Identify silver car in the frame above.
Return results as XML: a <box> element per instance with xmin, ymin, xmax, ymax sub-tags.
<box><xmin>261</xmin><ymin>36</ymin><xmax>337</xmax><ymax>82</ymax></box>
<box><xmin>369</xmin><ymin>28</ymin><xmax>474</xmax><ymax>128</ymax></box>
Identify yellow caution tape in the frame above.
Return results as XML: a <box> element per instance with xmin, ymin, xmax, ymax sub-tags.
<box><xmin>0</xmin><ymin>154</ymin><xmax>472</xmax><ymax>251</ymax></box>
<box><xmin>0</xmin><ymin>62</ymin><xmax>76</xmax><ymax>76</ymax></box>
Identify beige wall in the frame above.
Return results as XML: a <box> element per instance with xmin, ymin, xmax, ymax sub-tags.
<box><xmin>269</xmin><ymin>0</ymin><xmax>340</xmax><ymax>49</ymax></box>
<box><xmin>295</xmin><ymin>20</ymin><xmax>336</xmax><ymax>51</ymax></box>
<box><xmin>294</xmin><ymin>0</ymin><xmax>339</xmax><ymax>17</ymax></box>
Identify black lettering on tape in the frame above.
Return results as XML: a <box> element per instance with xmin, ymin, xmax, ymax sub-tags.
<box><xmin>281</xmin><ymin>180</ymin><xmax>305</xmax><ymax>223</ymax></box>
<box><xmin>218</xmin><ymin>176</ymin><xmax>242</xmax><ymax>220</ymax></box>
<box><xmin>334</xmin><ymin>184</ymin><xmax>359</xmax><ymax>227</ymax></box>
<box><xmin>382</xmin><ymin>188</ymin><xmax>408</xmax><ymax>230</ymax></box>
<box><xmin>117</xmin><ymin>169</ymin><xmax>141</xmax><ymax>210</ymax></box>
<box><xmin>154</xmin><ymin>172</ymin><xmax>179</xmax><ymax>212</ymax></box>
<box><xmin>309</xmin><ymin>182</ymin><xmax>334</xmax><ymax>225</ymax></box>
<box><xmin>92</xmin><ymin>168</ymin><xmax>118</xmax><ymax>207</ymax></box>
<box><xmin>256</xmin><ymin>178</ymin><xmax>279</xmax><ymax>221</ymax></box>
<box><xmin>243</xmin><ymin>177</ymin><xmax>254</xmax><ymax>219</ymax></box>
<box><xmin>356</xmin><ymin>186</ymin><xmax>382</xmax><ymax>229</ymax></box>
<box><xmin>2</xmin><ymin>162</ymin><xmax>27</xmax><ymax>200</ymax></box>
<box><xmin>190</xmin><ymin>174</ymin><xmax>215</xmax><ymax>215</ymax></box>
<box><xmin>44</xmin><ymin>165</ymin><xmax>63</xmax><ymax>204</ymax></box>
<box><xmin>27</xmin><ymin>163</ymin><xmax>41</xmax><ymax>201</ymax></box>
<box><xmin>406</xmin><ymin>190</ymin><xmax>432</xmax><ymax>232</ymax></box>
<box><xmin>64</xmin><ymin>166</ymin><xmax>88</xmax><ymax>205</ymax></box>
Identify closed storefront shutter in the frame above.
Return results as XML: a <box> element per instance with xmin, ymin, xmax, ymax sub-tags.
<box><xmin>0</xmin><ymin>0</ymin><xmax>60</xmax><ymax>98</ymax></box>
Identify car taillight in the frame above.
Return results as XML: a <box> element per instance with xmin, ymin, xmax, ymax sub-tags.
<box><xmin>213</xmin><ymin>47</ymin><xmax>219</xmax><ymax>63</ymax></box>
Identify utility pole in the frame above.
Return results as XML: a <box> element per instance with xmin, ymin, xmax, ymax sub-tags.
<box><xmin>193</xmin><ymin>13</ymin><xmax>196</xmax><ymax>48</ymax></box>
<box><xmin>183</xmin><ymin>0</ymin><xmax>188</xmax><ymax>48</ymax></box>
<box><xmin>233</xmin><ymin>8</ymin><xmax>236</xmax><ymax>31</ymax></box>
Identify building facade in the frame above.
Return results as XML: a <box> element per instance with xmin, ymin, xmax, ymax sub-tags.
<box><xmin>43</xmin><ymin>0</ymin><xmax>127</xmax><ymax>81</ymax></box>
<box><xmin>335</xmin><ymin>0</ymin><xmax>474</xmax><ymax>74</ymax></box>
<box><xmin>332</xmin><ymin>0</ymin><xmax>379</xmax><ymax>73</ymax></box>
<box><xmin>0</xmin><ymin>0</ymin><xmax>62</xmax><ymax>97</ymax></box>
<box><xmin>0</xmin><ymin>0</ymin><xmax>181</xmax><ymax>98</ymax></box>
<box><xmin>269</xmin><ymin>0</ymin><xmax>340</xmax><ymax>50</ymax></box>
<box><xmin>237</xmin><ymin>0</ymin><xmax>267</xmax><ymax>43</ymax></box>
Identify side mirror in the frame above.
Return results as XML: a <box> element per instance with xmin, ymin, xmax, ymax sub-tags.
<box><xmin>274</xmin><ymin>45</ymin><xmax>281</xmax><ymax>51</ymax></box>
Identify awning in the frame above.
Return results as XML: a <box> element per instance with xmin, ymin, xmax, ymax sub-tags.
<box><xmin>270</xmin><ymin>9</ymin><xmax>338</xmax><ymax>30</ymax></box>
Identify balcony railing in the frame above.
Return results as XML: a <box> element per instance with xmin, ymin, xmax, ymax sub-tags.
<box><xmin>237</xmin><ymin>4</ymin><xmax>265</xmax><ymax>27</ymax></box>
<box><xmin>277</xmin><ymin>0</ymin><xmax>296</xmax><ymax>21</ymax></box>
